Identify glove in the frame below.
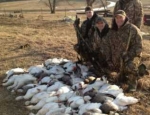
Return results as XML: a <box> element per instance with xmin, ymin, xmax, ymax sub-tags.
<box><xmin>74</xmin><ymin>17</ymin><xmax>80</xmax><ymax>27</ymax></box>
<box><xmin>122</xmin><ymin>52</ymin><xmax>129</xmax><ymax>62</ymax></box>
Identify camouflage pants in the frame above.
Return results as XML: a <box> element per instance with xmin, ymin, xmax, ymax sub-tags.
<box><xmin>74</xmin><ymin>43</ymin><xmax>90</xmax><ymax>62</ymax></box>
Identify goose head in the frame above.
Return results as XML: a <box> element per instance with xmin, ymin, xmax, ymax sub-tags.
<box><xmin>72</xmin><ymin>81</ymin><xmax>85</xmax><ymax>90</ymax></box>
<box><xmin>63</xmin><ymin>61</ymin><xmax>76</xmax><ymax>73</ymax></box>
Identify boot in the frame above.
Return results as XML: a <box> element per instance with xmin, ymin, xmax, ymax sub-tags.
<box><xmin>126</xmin><ymin>74</ymin><xmax>137</xmax><ymax>92</ymax></box>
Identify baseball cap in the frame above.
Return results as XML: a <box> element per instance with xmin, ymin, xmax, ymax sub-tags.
<box><xmin>115</xmin><ymin>10</ymin><xmax>126</xmax><ymax>17</ymax></box>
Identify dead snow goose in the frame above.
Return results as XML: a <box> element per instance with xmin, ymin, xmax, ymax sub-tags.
<box><xmin>15</xmin><ymin>85</ymin><xmax>47</xmax><ymax>101</ymax></box>
<box><xmin>82</xmin><ymin>109</ymin><xmax>106</xmax><ymax>115</ymax></box>
<box><xmin>38</xmin><ymin>76</ymin><xmax>52</xmax><ymax>85</ymax></box>
<box><xmin>6</xmin><ymin>74</ymin><xmax>37</xmax><ymax>91</ymax></box>
<box><xmin>78</xmin><ymin>64</ymin><xmax>89</xmax><ymax>73</ymax></box>
<box><xmin>100</xmin><ymin>100</ymin><xmax>127</xmax><ymax>114</ymax></box>
<box><xmin>83</xmin><ymin>77</ymin><xmax>107</xmax><ymax>94</ymax></box>
<box><xmin>28</xmin><ymin>66</ymin><xmax>46</xmax><ymax>77</ymax></box>
<box><xmin>56</xmin><ymin>85</ymin><xmax>72</xmax><ymax>95</ymax></box>
<box><xmin>47</xmin><ymin>81</ymin><xmax>64</xmax><ymax>92</ymax></box>
<box><xmin>70</xmin><ymin>77</ymin><xmax>84</xmax><ymax>85</ymax></box>
<box><xmin>16</xmin><ymin>83</ymin><xmax>37</xmax><ymax>94</ymax></box>
<box><xmin>25</xmin><ymin>91</ymin><xmax>55</xmax><ymax>105</ymax></box>
<box><xmin>26</xmin><ymin>95</ymin><xmax>59</xmax><ymax>110</ymax></box>
<box><xmin>3</xmin><ymin>67</ymin><xmax>26</xmax><ymax>82</ymax></box>
<box><xmin>90</xmin><ymin>93</ymin><xmax>115</xmax><ymax>103</ymax></box>
<box><xmin>30</xmin><ymin>102</ymin><xmax>62</xmax><ymax>115</ymax></box>
<box><xmin>46</xmin><ymin>107</ymin><xmax>72</xmax><ymax>115</ymax></box>
<box><xmin>2</xmin><ymin>75</ymin><xmax>19</xmax><ymax>87</ymax></box>
<box><xmin>79</xmin><ymin>103</ymin><xmax>102</xmax><ymax>115</ymax></box>
<box><xmin>48</xmin><ymin>65</ymin><xmax>65</xmax><ymax>75</ymax></box>
<box><xmin>67</xmin><ymin>95</ymin><xmax>91</xmax><ymax>109</ymax></box>
<box><xmin>98</xmin><ymin>83</ymin><xmax>123</xmax><ymax>97</ymax></box>
<box><xmin>63</xmin><ymin>61</ymin><xmax>76</xmax><ymax>73</ymax></box>
<box><xmin>72</xmin><ymin>81</ymin><xmax>85</xmax><ymax>90</ymax></box>
<box><xmin>44</xmin><ymin>58</ymin><xmax>69</xmax><ymax>67</ymax></box>
<box><xmin>58</xmin><ymin>91</ymin><xmax>76</xmax><ymax>102</ymax></box>
<box><xmin>58</xmin><ymin>74</ymin><xmax>72</xmax><ymax>86</ymax></box>
<box><xmin>113</xmin><ymin>93</ymin><xmax>139</xmax><ymax>106</ymax></box>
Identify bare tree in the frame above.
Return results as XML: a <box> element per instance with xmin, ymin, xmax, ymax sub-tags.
<box><xmin>86</xmin><ymin>0</ymin><xmax>96</xmax><ymax>7</ymax></box>
<box><xmin>42</xmin><ymin>0</ymin><xmax>56</xmax><ymax>14</ymax></box>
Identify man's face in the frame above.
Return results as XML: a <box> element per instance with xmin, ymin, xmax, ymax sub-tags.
<box><xmin>115</xmin><ymin>15</ymin><xmax>126</xmax><ymax>28</ymax></box>
<box><xmin>85</xmin><ymin>10</ymin><xmax>94</xmax><ymax>19</ymax></box>
<box><xmin>96</xmin><ymin>21</ymin><xmax>106</xmax><ymax>31</ymax></box>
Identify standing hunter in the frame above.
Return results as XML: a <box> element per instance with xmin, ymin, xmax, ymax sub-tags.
<box><xmin>113</xmin><ymin>0</ymin><xmax>143</xmax><ymax>29</ymax></box>
<box><xmin>74</xmin><ymin>6</ymin><xmax>99</xmax><ymax>62</ymax></box>
<box><xmin>103</xmin><ymin>10</ymin><xmax>143</xmax><ymax>92</ymax></box>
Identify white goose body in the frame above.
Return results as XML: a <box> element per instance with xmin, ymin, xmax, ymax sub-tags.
<box><xmin>70</xmin><ymin>77</ymin><xmax>84</xmax><ymax>85</ymax></box>
<box><xmin>79</xmin><ymin>103</ymin><xmax>102</xmax><ymax>115</ymax></box>
<box><xmin>63</xmin><ymin>61</ymin><xmax>76</xmax><ymax>72</ymax></box>
<box><xmin>25</xmin><ymin>91</ymin><xmax>50</xmax><ymax>105</ymax></box>
<box><xmin>44</xmin><ymin>58</ymin><xmax>69</xmax><ymax>67</ymax></box>
<box><xmin>47</xmin><ymin>81</ymin><xmax>64</xmax><ymax>92</ymax></box>
<box><xmin>99</xmin><ymin>84</ymin><xmax>123</xmax><ymax>97</ymax></box>
<box><xmin>7</xmin><ymin>74</ymin><xmax>36</xmax><ymax>91</ymax></box>
<box><xmin>113</xmin><ymin>93</ymin><xmax>139</xmax><ymax>106</ymax></box>
<box><xmin>83</xmin><ymin>77</ymin><xmax>107</xmax><ymax>94</ymax></box>
<box><xmin>28</xmin><ymin>66</ymin><xmax>46</xmax><ymax>76</ymax></box>
<box><xmin>4</xmin><ymin>67</ymin><xmax>25</xmax><ymax>82</ymax></box>
<box><xmin>15</xmin><ymin>85</ymin><xmax>47</xmax><ymax>101</ymax></box>
<box><xmin>2</xmin><ymin>75</ymin><xmax>19</xmax><ymax>87</ymax></box>
<box><xmin>48</xmin><ymin>65</ymin><xmax>65</xmax><ymax>74</ymax></box>
<box><xmin>58</xmin><ymin>91</ymin><xmax>76</xmax><ymax>102</ymax></box>
<box><xmin>78</xmin><ymin>64</ymin><xmax>89</xmax><ymax>73</ymax></box>
<box><xmin>38</xmin><ymin>77</ymin><xmax>52</xmax><ymax>85</ymax></box>
<box><xmin>68</xmin><ymin>96</ymin><xmax>85</xmax><ymax>109</ymax></box>
<box><xmin>31</xmin><ymin>102</ymin><xmax>60</xmax><ymax>115</ymax></box>
<box><xmin>56</xmin><ymin>85</ymin><xmax>72</xmax><ymax>95</ymax></box>
<box><xmin>46</xmin><ymin>107</ymin><xmax>72</xmax><ymax>115</ymax></box>
<box><xmin>26</xmin><ymin>96</ymin><xmax>59</xmax><ymax>110</ymax></box>
<box><xmin>16</xmin><ymin>83</ymin><xmax>37</xmax><ymax>93</ymax></box>
<box><xmin>50</xmin><ymin>74</ymin><xmax>64</xmax><ymax>79</ymax></box>
<box><xmin>72</xmin><ymin>81</ymin><xmax>84</xmax><ymax>90</ymax></box>
<box><xmin>100</xmin><ymin>100</ymin><xmax>128</xmax><ymax>113</ymax></box>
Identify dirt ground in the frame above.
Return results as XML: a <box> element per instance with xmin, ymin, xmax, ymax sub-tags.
<box><xmin>0</xmin><ymin>0</ymin><xmax>150</xmax><ymax>115</ymax></box>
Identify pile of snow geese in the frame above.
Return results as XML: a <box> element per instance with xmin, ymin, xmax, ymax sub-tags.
<box><xmin>2</xmin><ymin>58</ymin><xmax>139</xmax><ymax>115</ymax></box>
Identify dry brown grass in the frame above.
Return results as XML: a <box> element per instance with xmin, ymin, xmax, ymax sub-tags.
<box><xmin>0</xmin><ymin>15</ymin><xmax>78</xmax><ymax>115</ymax></box>
<box><xmin>138</xmin><ymin>75</ymin><xmax>150</xmax><ymax>91</ymax></box>
<box><xmin>0</xmin><ymin>15</ymin><xmax>150</xmax><ymax>115</ymax></box>
<box><xmin>0</xmin><ymin>0</ymin><xmax>150</xmax><ymax>115</ymax></box>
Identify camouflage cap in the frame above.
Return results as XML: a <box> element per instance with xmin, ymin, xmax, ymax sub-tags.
<box><xmin>115</xmin><ymin>10</ymin><xmax>126</xmax><ymax>17</ymax></box>
<box><xmin>96</xmin><ymin>17</ymin><xmax>104</xmax><ymax>23</ymax></box>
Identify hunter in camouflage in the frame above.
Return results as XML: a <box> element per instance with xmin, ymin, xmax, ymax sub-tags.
<box><xmin>89</xmin><ymin>16</ymin><xmax>110</xmax><ymax>51</ymax></box>
<box><xmin>74</xmin><ymin>6</ymin><xmax>99</xmax><ymax>62</ymax></box>
<box><xmin>113</xmin><ymin>0</ymin><xmax>143</xmax><ymax>29</ymax></box>
<box><xmin>103</xmin><ymin>10</ymin><xmax>143</xmax><ymax>92</ymax></box>
<box><xmin>80</xmin><ymin>6</ymin><xmax>99</xmax><ymax>39</ymax></box>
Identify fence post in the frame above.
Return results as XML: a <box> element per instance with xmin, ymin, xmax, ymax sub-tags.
<box><xmin>4</xmin><ymin>8</ymin><xmax>6</xmax><ymax>16</ymax></box>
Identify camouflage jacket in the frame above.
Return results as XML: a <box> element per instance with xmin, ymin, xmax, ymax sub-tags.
<box><xmin>80</xmin><ymin>13</ymin><xmax>99</xmax><ymax>39</ymax></box>
<box><xmin>89</xmin><ymin>24</ymin><xmax>110</xmax><ymax>51</ymax></box>
<box><xmin>113</xmin><ymin>0</ymin><xmax>143</xmax><ymax>29</ymax></box>
<box><xmin>74</xmin><ymin>13</ymin><xmax>99</xmax><ymax>61</ymax></box>
<box><xmin>103</xmin><ymin>20</ymin><xmax>143</xmax><ymax>73</ymax></box>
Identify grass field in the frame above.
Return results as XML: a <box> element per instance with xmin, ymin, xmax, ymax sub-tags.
<box><xmin>0</xmin><ymin>0</ymin><xmax>150</xmax><ymax>115</ymax></box>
